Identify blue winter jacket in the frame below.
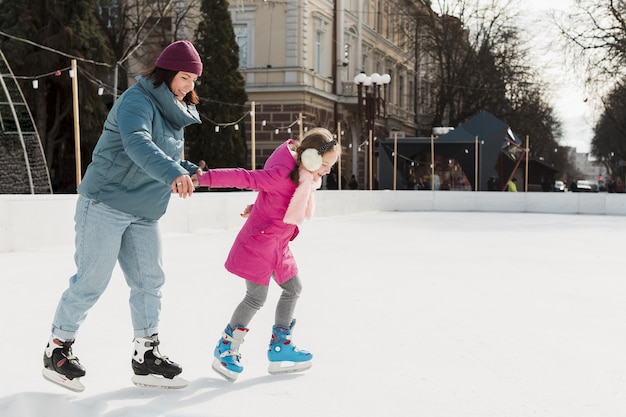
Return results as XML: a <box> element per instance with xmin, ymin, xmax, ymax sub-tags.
<box><xmin>78</xmin><ymin>76</ymin><xmax>201</xmax><ymax>220</ymax></box>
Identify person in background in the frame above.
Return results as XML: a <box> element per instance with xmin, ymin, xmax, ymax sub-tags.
<box><xmin>193</xmin><ymin>128</ymin><xmax>340</xmax><ymax>382</ymax></box>
<box><xmin>42</xmin><ymin>40</ymin><xmax>203</xmax><ymax>392</ymax></box>
<box><xmin>507</xmin><ymin>177</ymin><xmax>518</xmax><ymax>192</ymax></box>
<box><xmin>348</xmin><ymin>174</ymin><xmax>358</xmax><ymax>190</ymax></box>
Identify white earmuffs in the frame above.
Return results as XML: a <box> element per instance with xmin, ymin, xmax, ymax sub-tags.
<box><xmin>300</xmin><ymin>139</ymin><xmax>338</xmax><ymax>171</ymax></box>
<box><xmin>301</xmin><ymin>148</ymin><xmax>323</xmax><ymax>171</ymax></box>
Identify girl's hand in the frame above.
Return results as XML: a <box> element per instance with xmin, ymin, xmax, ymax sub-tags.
<box><xmin>240</xmin><ymin>204</ymin><xmax>253</xmax><ymax>218</ymax></box>
<box><xmin>191</xmin><ymin>174</ymin><xmax>200</xmax><ymax>188</ymax></box>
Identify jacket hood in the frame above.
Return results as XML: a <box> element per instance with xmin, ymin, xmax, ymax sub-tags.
<box><xmin>263</xmin><ymin>139</ymin><xmax>298</xmax><ymax>171</ymax></box>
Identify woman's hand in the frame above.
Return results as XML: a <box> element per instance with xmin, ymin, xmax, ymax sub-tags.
<box><xmin>171</xmin><ymin>175</ymin><xmax>194</xmax><ymax>198</ymax></box>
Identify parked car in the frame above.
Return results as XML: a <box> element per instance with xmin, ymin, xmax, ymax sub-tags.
<box><xmin>571</xmin><ymin>180</ymin><xmax>599</xmax><ymax>192</ymax></box>
<box><xmin>554</xmin><ymin>180</ymin><xmax>566</xmax><ymax>192</ymax></box>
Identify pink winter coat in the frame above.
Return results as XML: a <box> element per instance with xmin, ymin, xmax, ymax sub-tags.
<box><xmin>197</xmin><ymin>140</ymin><xmax>320</xmax><ymax>285</ymax></box>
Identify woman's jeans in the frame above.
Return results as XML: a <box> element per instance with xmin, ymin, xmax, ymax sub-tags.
<box><xmin>51</xmin><ymin>195</ymin><xmax>165</xmax><ymax>340</ymax></box>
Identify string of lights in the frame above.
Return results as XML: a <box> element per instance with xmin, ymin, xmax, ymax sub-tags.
<box><xmin>0</xmin><ymin>27</ymin><xmax>321</xmax><ymax>135</ymax></box>
<box><xmin>1</xmin><ymin>61</ymin><xmax>327</xmax><ymax>137</ymax></box>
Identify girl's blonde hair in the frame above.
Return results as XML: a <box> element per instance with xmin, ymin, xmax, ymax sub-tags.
<box><xmin>289</xmin><ymin>127</ymin><xmax>341</xmax><ymax>184</ymax></box>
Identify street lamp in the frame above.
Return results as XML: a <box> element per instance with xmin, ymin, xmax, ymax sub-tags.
<box><xmin>353</xmin><ymin>72</ymin><xmax>391</xmax><ymax>190</ymax></box>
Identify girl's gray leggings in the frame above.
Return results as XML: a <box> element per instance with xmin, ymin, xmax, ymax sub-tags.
<box><xmin>229</xmin><ymin>275</ymin><xmax>302</xmax><ymax>329</ymax></box>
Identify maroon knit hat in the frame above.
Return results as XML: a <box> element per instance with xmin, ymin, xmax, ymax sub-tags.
<box><xmin>155</xmin><ymin>40</ymin><xmax>203</xmax><ymax>76</ymax></box>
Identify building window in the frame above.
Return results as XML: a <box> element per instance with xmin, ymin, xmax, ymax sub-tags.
<box><xmin>398</xmin><ymin>74</ymin><xmax>404</xmax><ymax>108</ymax></box>
<box><xmin>315</xmin><ymin>31</ymin><xmax>323</xmax><ymax>73</ymax></box>
<box><xmin>387</xmin><ymin>69</ymin><xmax>394</xmax><ymax>104</ymax></box>
<box><xmin>234</xmin><ymin>25</ymin><xmax>248</xmax><ymax>69</ymax></box>
<box><xmin>361</xmin><ymin>44</ymin><xmax>372</xmax><ymax>74</ymax></box>
<box><xmin>408</xmin><ymin>79</ymin><xmax>415</xmax><ymax>113</ymax></box>
<box><xmin>313</xmin><ymin>13</ymin><xmax>331</xmax><ymax>75</ymax></box>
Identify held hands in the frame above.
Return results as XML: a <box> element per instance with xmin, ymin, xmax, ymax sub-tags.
<box><xmin>190</xmin><ymin>168</ymin><xmax>205</xmax><ymax>189</ymax></box>
<box><xmin>171</xmin><ymin>175</ymin><xmax>195</xmax><ymax>198</ymax></box>
<box><xmin>191</xmin><ymin>173</ymin><xmax>200</xmax><ymax>188</ymax></box>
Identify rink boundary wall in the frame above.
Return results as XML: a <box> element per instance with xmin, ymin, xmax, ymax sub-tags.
<box><xmin>2</xmin><ymin>191</ymin><xmax>626</xmax><ymax>253</ymax></box>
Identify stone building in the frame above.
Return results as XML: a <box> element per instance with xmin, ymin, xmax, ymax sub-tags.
<box><xmin>228</xmin><ymin>0</ymin><xmax>433</xmax><ymax>189</ymax></box>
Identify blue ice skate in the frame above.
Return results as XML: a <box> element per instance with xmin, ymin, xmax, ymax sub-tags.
<box><xmin>212</xmin><ymin>324</ymin><xmax>248</xmax><ymax>382</ymax></box>
<box><xmin>267</xmin><ymin>319</ymin><xmax>313</xmax><ymax>375</ymax></box>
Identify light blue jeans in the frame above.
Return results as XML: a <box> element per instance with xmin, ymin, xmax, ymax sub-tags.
<box><xmin>51</xmin><ymin>195</ymin><xmax>165</xmax><ymax>340</ymax></box>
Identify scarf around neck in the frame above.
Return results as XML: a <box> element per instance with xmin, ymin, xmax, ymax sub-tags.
<box><xmin>283</xmin><ymin>166</ymin><xmax>322</xmax><ymax>225</ymax></box>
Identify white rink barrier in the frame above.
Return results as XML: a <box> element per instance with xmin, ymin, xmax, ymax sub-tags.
<box><xmin>1</xmin><ymin>190</ymin><xmax>626</xmax><ymax>253</ymax></box>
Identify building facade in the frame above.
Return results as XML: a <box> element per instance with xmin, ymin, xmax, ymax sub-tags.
<box><xmin>228</xmin><ymin>0</ymin><xmax>432</xmax><ymax>189</ymax></box>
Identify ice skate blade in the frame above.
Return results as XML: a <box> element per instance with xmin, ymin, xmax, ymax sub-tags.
<box><xmin>42</xmin><ymin>368</ymin><xmax>85</xmax><ymax>392</ymax></box>
<box><xmin>268</xmin><ymin>360</ymin><xmax>312</xmax><ymax>375</ymax></box>
<box><xmin>131</xmin><ymin>374</ymin><xmax>188</xmax><ymax>389</ymax></box>
<box><xmin>211</xmin><ymin>358</ymin><xmax>240</xmax><ymax>382</ymax></box>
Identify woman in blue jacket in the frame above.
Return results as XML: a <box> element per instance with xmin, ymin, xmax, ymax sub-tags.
<box><xmin>42</xmin><ymin>40</ymin><xmax>202</xmax><ymax>392</ymax></box>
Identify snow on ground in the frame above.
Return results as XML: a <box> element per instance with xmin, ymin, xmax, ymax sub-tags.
<box><xmin>1</xmin><ymin>211</ymin><xmax>626</xmax><ymax>417</ymax></box>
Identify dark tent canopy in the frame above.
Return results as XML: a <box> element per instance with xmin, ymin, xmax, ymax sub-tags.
<box><xmin>378</xmin><ymin>111</ymin><xmax>525</xmax><ymax>191</ymax></box>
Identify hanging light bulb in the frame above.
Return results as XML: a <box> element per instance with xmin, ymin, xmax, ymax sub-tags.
<box><xmin>287</xmin><ymin>127</ymin><xmax>291</xmax><ymax>133</ymax></box>
<box><xmin>32</xmin><ymin>80</ymin><xmax>39</xmax><ymax>89</ymax></box>
<box><xmin>215</xmin><ymin>126</ymin><xmax>220</xmax><ymax>132</ymax></box>
<box><xmin>262</xmin><ymin>120</ymin><xmax>267</xmax><ymax>126</ymax></box>
<box><xmin>97</xmin><ymin>87</ymin><xmax>104</xmax><ymax>96</ymax></box>
<box><xmin>275</xmin><ymin>128</ymin><xmax>279</xmax><ymax>134</ymax></box>
<box><xmin>69</xmin><ymin>69</ymin><xmax>75</xmax><ymax>78</ymax></box>
<box><xmin>234</xmin><ymin>124</ymin><xmax>239</xmax><ymax>131</ymax></box>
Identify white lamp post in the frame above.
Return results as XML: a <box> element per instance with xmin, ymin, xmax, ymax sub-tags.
<box><xmin>353</xmin><ymin>72</ymin><xmax>391</xmax><ymax>190</ymax></box>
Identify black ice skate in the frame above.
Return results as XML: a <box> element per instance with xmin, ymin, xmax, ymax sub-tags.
<box><xmin>42</xmin><ymin>336</ymin><xmax>86</xmax><ymax>392</ymax></box>
<box><xmin>131</xmin><ymin>334</ymin><xmax>188</xmax><ymax>389</ymax></box>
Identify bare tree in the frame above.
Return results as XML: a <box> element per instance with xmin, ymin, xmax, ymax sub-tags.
<box><xmin>590</xmin><ymin>80</ymin><xmax>626</xmax><ymax>179</ymax></box>
<box><xmin>558</xmin><ymin>1</ymin><xmax>626</xmax><ymax>174</ymax></box>
<box><xmin>95</xmin><ymin>0</ymin><xmax>202</xmax><ymax>93</ymax></box>
<box><xmin>394</xmin><ymin>0</ymin><xmax>566</xmax><ymax>174</ymax></box>
<box><xmin>557</xmin><ymin>0</ymin><xmax>626</xmax><ymax>88</ymax></box>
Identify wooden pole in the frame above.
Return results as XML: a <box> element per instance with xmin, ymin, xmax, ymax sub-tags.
<box><xmin>525</xmin><ymin>135</ymin><xmax>530</xmax><ymax>192</ymax></box>
<box><xmin>251</xmin><ymin>101</ymin><xmax>256</xmax><ymax>170</ymax></box>
<box><xmin>337</xmin><ymin>122</ymin><xmax>342</xmax><ymax>190</ymax></box>
<box><xmin>71</xmin><ymin>59</ymin><xmax>81</xmax><ymax>188</ymax></box>
<box><xmin>431</xmin><ymin>134</ymin><xmax>435</xmax><ymax>190</ymax></box>
<box><xmin>299</xmin><ymin>112</ymin><xmax>304</xmax><ymax>139</ymax></box>
<box><xmin>393</xmin><ymin>132</ymin><xmax>398</xmax><ymax>191</ymax></box>
<box><xmin>475</xmin><ymin>136</ymin><xmax>479</xmax><ymax>191</ymax></box>
<box><xmin>369</xmin><ymin>129</ymin><xmax>373</xmax><ymax>190</ymax></box>
<box><xmin>113</xmin><ymin>63</ymin><xmax>118</xmax><ymax>103</ymax></box>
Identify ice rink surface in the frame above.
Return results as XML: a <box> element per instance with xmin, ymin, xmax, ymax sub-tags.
<box><xmin>1</xmin><ymin>210</ymin><xmax>625</xmax><ymax>417</ymax></box>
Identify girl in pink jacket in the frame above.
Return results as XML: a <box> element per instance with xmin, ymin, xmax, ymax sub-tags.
<box><xmin>195</xmin><ymin>127</ymin><xmax>339</xmax><ymax>381</ymax></box>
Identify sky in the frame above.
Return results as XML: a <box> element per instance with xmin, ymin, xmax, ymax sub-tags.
<box><xmin>521</xmin><ymin>0</ymin><xmax>596</xmax><ymax>153</ymax></box>
<box><xmin>2</xmin><ymin>210</ymin><xmax>626</xmax><ymax>417</ymax></box>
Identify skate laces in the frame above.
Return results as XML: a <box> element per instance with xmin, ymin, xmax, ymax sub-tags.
<box><xmin>60</xmin><ymin>341</ymin><xmax>79</xmax><ymax>361</ymax></box>
<box><xmin>219</xmin><ymin>332</ymin><xmax>245</xmax><ymax>360</ymax></box>
<box><xmin>139</xmin><ymin>337</ymin><xmax>174</xmax><ymax>363</ymax></box>
<box><xmin>222</xmin><ymin>331</ymin><xmax>245</xmax><ymax>345</ymax></box>
<box><xmin>219</xmin><ymin>349</ymin><xmax>242</xmax><ymax>360</ymax></box>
